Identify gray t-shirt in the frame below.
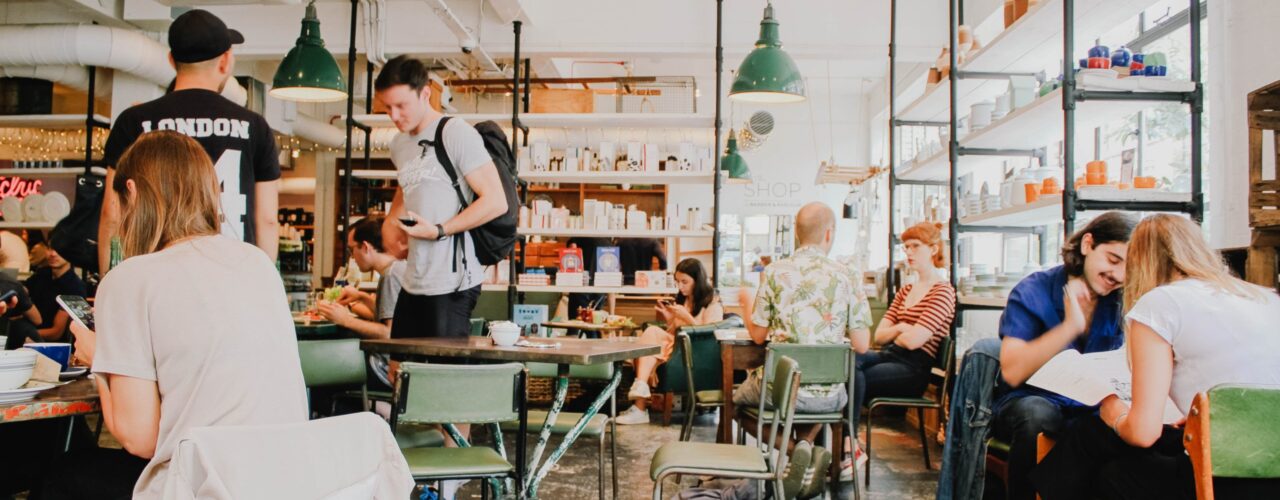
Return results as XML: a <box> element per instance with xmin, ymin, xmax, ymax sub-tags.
<box><xmin>390</xmin><ymin>117</ymin><xmax>491</xmax><ymax>296</ymax></box>
<box><xmin>376</xmin><ymin>260</ymin><xmax>407</xmax><ymax>321</ymax></box>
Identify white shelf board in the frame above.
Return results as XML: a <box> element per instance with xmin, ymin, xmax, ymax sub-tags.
<box><xmin>958</xmin><ymin>296</ymin><xmax>1008</xmax><ymax>308</ymax></box>
<box><xmin>509</xmin><ymin>284</ymin><xmax>677</xmax><ymax>295</ymax></box>
<box><xmin>896</xmin><ymin>0</ymin><xmax>1164</xmax><ymax>125</ymax></box>
<box><xmin>0</xmin><ymin>114</ymin><xmax>110</xmax><ymax>129</ymax></box>
<box><xmin>519</xmin><ymin>227</ymin><xmax>713</xmax><ymax>239</ymax></box>
<box><xmin>350</xmin><ymin>113</ymin><xmax>711</xmax><ymax>129</ymax></box>
<box><xmin>0</xmin><ymin>167</ymin><xmax>107</xmax><ymax>177</ymax></box>
<box><xmin>960</xmin><ymin>190</ymin><xmax>1192</xmax><ymax>227</ymax></box>
<box><xmin>960</xmin><ymin>195</ymin><xmax>1064</xmax><ymax>227</ymax></box>
<box><xmin>896</xmin><ymin>147</ymin><xmax>1020</xmax><ymax>182</ymax></box>
<box><xmin>0</xmin><ymin>221</ymin><xmax>59</xmax><ymax>229</ymax></box>
<box><xmin>962</xmin><ymin>87</ymin><xmax>1191</xmax><ymax>151</ymax></box>
<box><xmin>519</xmin><ymin>170</ymin><xmax>714</xmax><ymax>185</ymax></box>
<box><xmin>963</xmin><ymin>0</ymin><xmax>1164</xmax><ymax>75</ymax></box>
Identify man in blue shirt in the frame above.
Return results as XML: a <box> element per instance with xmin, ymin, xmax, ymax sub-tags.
<box><xmin>993</xmin><ymin>211</ymin><xmax>1137</xmax><ymax>500</ymax></box>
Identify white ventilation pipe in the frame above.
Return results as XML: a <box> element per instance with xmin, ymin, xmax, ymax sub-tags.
<box><xmin>0</xmin><ymin>25</ymin><xmax>174</xmax><ymax>87</ymax></box>
<box><xmin>291</xmin><ymin>114</ymin><xmax>347</xmax><ymax>148</ymax></box>
<box><xmin>0</xmin><ymin>65</ymin><xmax>102</xmax><ymax>94</ymax></box>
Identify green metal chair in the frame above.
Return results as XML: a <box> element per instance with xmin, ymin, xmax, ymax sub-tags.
<box><xmin>665</xmin><ymin>316</ymin><xmax>745</xmax><ymax>439</ymax></box>
<box><xmin>739</xmin><ymin>343</ymin><xmax>861</xmax><ymax>496</ymax></box>
<box><xmin>864</xmin><ymin>335</ymin><xmax>956</xmax><ymax>485</ymax></box>
<box><xmin>502</xmin><ymin>362</ymin><xmax>618</xmax><ymax>499</ymax></box>
<box><xmin>651</xmin><ymin>355</ymin><xmax>803</xmax><ymax>500</ymax></box>
<box><xmin>297</xmin><ymin>339</ymin><xmax>443</xmax><ymax>449</ymax></box>
<box><xmin>1184</xmin><ymin>384</ymin><xmax>1280</xmax><ymax>500</ymax></box>
<box><xmin>391</xmin><ymin>362</ymin><xmax>526</xmax><ymax>498</ymax></box>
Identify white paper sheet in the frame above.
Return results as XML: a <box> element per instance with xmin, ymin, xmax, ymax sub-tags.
<box><xmin>1027</xmin><ymin>349</ymin><xmax>1183</xmax><ymax>424</ymax></box>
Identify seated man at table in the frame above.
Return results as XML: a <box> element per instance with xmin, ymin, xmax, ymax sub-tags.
<box><xmin>993</xmin><ymin>211</ymin><xmax>1136</xmax><ymax>500</ymax></box>
<box><xmin>736</xmin><ymin>202</ymin><xmax>872</xmax><ymax>416</ymax></box>
<box><xmin>317</xmin><ymin>216</ymin><xmax>403</xmax><ymax>395</ymax></box>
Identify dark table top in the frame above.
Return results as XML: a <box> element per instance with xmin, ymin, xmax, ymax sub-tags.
<box><xmin>361</xmin><ymin>336</ymin><xmax>660</xmax><ymax>365</ymax></box>
<box><xmin>294</xmin><ymin>321</ymin><xmax>340</xmax><ymax>337</ymax></box>
<box><xmin>0</xmin><ymin>378</ymin><xmax>100</xmax><ymax>424</ymax></box>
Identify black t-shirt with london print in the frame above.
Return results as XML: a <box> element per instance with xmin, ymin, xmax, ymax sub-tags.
<box><xmin>104</xmin><ymin>88</ymin><xmax>280</xmax><ymax>244</ymax></box>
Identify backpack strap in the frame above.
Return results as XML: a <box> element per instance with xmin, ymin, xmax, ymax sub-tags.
<box><xmin>425</xmin><ymin>116</ymin><xmax>468</xmax><ymax>283</ymax></box>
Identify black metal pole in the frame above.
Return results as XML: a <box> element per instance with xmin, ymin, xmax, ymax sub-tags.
<box><xmin>712</xmin><ymin>0</ymin><xmax>724</xmax><ymax>289</ymax></box>
<box><xmin>1062</xmin><ymin>0</ymin><xmax>1077</xmax><ymax>236</ymax></box>
<box><xmin>341</xmin><ymin>0</ymin><xmax>359</xmax><ymax>265</ymax></box>
<box><xmin>947</xmin><ymin>0</ymin><xmax>959</xmax><ymax>289</ymax></box>
<box><xmin>1188</xmin><ymin>0</ymin><xmax>1204</xmax><ymax>222</ymax></box>
<box><xmin>84</xmin><ymin>66</ymin><xmax>95</xmax><ymax>169</ymax></box>
<box><xmin>508</xmin><ymin>20</ymin><xmax>522</xmax><ymax>318</ymax></box>
<box><xmin>887</xmin><ymin>0</ymin><xmax>897</xmax><ymax>303</ymax></box>
<box><xmin>362</xmin><ymin>62</ymin><xmax>372</xmax><ymax>187</ymax></box>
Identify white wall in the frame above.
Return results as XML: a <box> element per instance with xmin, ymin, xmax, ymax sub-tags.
<box><xmin>1208</xmin><ymin>0</ymin><xmax>1280</xmax><ymax>249</ymax></box>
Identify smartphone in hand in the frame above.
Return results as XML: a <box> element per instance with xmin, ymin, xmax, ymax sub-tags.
<box><xmin>399</xmin><ymin>217</ymin><xmax>418</xmax><ymax>227</ymax></box>
<box><xmin>0</xmin><ymin>289</ymin><xmax>17</xmax><ymax>303</ymax></box>
<box><xmin>56</xmin><ymin>295</ymin><xmax>95</xmax><ymax>331</ymax></box>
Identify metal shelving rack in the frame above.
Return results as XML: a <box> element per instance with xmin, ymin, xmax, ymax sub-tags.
<box><xmin>887</xmin><ymin>0</ymin><xmax>1205</xmax><ymax>314</ymax></box>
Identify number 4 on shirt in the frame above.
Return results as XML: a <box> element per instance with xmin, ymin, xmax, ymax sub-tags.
<box><xmin>213</xmin><ymin>149</ymin><xmax>247</xmax><ymax>240</ymax></box>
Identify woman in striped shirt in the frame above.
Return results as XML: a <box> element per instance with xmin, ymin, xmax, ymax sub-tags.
<box><xmin>852</xmin><ymin>221</ymin><xmax>956</xmax><ymax>433</ymax></box>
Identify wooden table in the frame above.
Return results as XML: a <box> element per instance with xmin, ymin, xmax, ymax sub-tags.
<box><xmin>538</xmin><ymin>320</ymin><xmax>636</xmax><ymax>338</ymax></box>
<box><xmin>362</xmin><ymin>336</ymin><xmax>658</xmax><ymax>499</ymax></box>
<box><xmin>0</xmin><ymin>378</ymin><xmax>99</xmax><ymax>424</ymax></box>
<box><xmin>717</xmin><ymin>330</ymin><xmax>766</xmax><ymax>444</ymax></box>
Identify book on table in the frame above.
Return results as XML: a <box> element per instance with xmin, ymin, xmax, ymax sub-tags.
<box><xmin>1026</xmin><ymin>348</ymin><xmax>1183</xmax><ymax>424</ymax></box>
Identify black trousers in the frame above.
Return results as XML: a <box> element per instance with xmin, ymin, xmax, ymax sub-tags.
<box><xmin>851</xmin><ymin>349</ymin><xmax>931</xmax><ymax>425</ymax></box>
<box><xmin>1032</xmin><ymin>414</ymin><xmax>1280</xmax><ymax>500</ymax></box>
<box><xmin>390</xmin><ymin>286</ymin><xmax>481</xmax><ymax>339</ymax></box>
<box><xmin>34</xmin><ymin>447</ymin><xmax>148</xmax><ymax>500</ymax></box>
<box><xmin>991</xmin><ymin>395</ymin><xmax>1089</xmax><ymax>500</ymax></box>
<box><xmin>0</xmin><ymin>418</ymin><xmax>95</xmax><ymax>496</ymax></box>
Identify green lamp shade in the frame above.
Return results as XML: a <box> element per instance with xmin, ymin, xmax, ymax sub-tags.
<box><xmin>270</xmin><ymin>3</ymin><xmax>347</xmax><ymax>103</ymax></box>
<box><xmin>730</xmin><ymin>4</ymin><xmax>805</xmax><ymax>103</ymax></box>
<box><xmin>721</xmin><ymin>134</ymin><xmax>751</xmax><ymax>184</ymax></box>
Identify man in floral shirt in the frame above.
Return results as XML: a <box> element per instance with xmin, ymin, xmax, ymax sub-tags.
<box><xmin>737</xmin><ymin>202</ymin><xmax>873</xmax><ymax>413</ymax></box>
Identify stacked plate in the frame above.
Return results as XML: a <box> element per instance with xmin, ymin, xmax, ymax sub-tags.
<box><xmin>0</xmin><ymin>192</ymin><xmax>71</xmax><ymax>224</ymax></box>
<box><xmin>0</xmin><ymin>350</ymin><xmax>54</xmax><ymax>403</ymax></box>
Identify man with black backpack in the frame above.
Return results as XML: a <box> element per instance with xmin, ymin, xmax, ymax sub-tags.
<box><xmin>375</xmin><ymin>55</ymin><xmax>512</xmax><ymax>341</ymax></box>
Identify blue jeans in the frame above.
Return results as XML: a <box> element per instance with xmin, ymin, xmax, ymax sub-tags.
<box><xmin>851</xmin><ymin>349</ymin><xmax>931</xmax><ymax>425</ymax></box>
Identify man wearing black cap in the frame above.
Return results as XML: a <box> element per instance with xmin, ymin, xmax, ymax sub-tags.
<box><xmin>98</xmin><ymin>9</ymin><xmax>280</xmax><ymax>272</ymax></box>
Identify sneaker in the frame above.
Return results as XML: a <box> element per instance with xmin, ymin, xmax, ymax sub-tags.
<box><xmin>627</xmin><ymin>380</ymin><xmax>651</xmax><ymax>400</ymax></box>
<box><xmin>838</xmin><ymin>447</ymin><xmax>868</xmax><ymax>482</ymax></box>
<box><xmin>613</xmin><ymin>405</ymin><xmax>650</xmax><ymax>425</ymax></box>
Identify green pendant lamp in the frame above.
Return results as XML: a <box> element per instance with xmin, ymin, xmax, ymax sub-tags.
<box><xmin>271</xmin><ymin>1</ymin><xmax>348</xmax><ymax>103</ymax></box>
<box><xmin>730</xmin><ymin>2</ymin><xmax>806</xmax><ymax>103</ymax></box>
<box><xmin>721</xmin><ymin>131</ymin><xmax>752</xmax><ymax>184</ymax></box>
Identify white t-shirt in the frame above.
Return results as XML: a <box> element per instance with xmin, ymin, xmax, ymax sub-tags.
<box><xmin>389</xmin><ymin>117</ymin><xmax>491</xmax><ymax>296</ymax></box>
<box><xmin>1126</xmin><ymin>278</ymin><xmax>1280</xmax><ymax>415</ymax></box>
<box><xmin>93</xmin><ymin>235</ymin><xmax>308</xmax><ymax>498</ymax></box>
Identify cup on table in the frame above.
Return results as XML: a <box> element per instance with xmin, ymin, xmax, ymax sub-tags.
<box><xmin>489</xmin><ymin>321</ymin><xmax>521</xmax><ymax>347</ymax></box>
<box><xmin>26</xmin><ymin>342</ymin><xmax>71</xmax><ymax>371</ymax></box>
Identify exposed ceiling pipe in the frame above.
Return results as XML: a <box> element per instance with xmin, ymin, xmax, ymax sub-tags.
<box><xmin>0</xmin><ymin>24</ymin><xmax>174</xmax><ymax>87</ymax></box>
<box><xmin>0</xmin><ymin>66</ymin><xmax>109</xmax><ymax>95</ymax></box>
<box><xmin>426</xmin><ymin>0</ymin><xmax>502</xmax><ymax>73</ymax></box>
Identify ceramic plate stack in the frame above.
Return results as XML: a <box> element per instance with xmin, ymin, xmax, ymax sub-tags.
<box><xmin>22</xmin><ymin>193</ymin><xmax>45</xmax><ymax>223</ymax></box>
<box><xmin>1</xmin><ymin>197</ymin><xmax>22</xmax><ymax>223</ymax></box>
<box><xmin>41</xmin><ymin>192</ymin><xmax>71</xmax><ymax>223</ymax></box>
<box><xmin>0</xmin><ymin>350</ymin><xmax>39</xmax><ymax>403</ymax></box>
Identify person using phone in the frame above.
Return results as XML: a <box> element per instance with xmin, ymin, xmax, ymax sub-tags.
<box><xmin>615</xmin><ymin>258</ymin><xmax>723</xmax><ymax>425</ymax></box>
<box><xmin>36</xmin><ymin>131</ymin><xmax>307</xmax><ymax>499</ymax></box>
<box><xmin>0</xmin><ymin>269</ymin><xmax>42</xmax><ymax>350</ymax></box>
<box><xmin>26</xmin><ymin>246</ymin><xmax>88</xmax><ymax>342</ymax></box>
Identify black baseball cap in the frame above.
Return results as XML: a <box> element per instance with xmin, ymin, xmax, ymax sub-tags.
<box><xmin>169</xmin><ymin>10</ymin><xmax>245</xmax><ymax>63</ymax></box>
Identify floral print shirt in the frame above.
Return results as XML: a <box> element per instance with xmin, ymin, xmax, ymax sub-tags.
<box><xmin>751</xmin><ymin>246</ymin><xmax>873</xmax><ymax>397</ymax></box>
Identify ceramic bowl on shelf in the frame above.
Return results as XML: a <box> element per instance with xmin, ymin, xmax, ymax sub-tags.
<box><xmin>41</xmin><ymin>192</ymin><xmax>70</xmax><ymax>222</ymax></box>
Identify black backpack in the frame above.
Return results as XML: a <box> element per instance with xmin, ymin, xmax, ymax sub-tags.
<box><xmin>49</xmin><ymin>167</ymin><xmax>106</xmax><ymax>274</ymax></box>
<box><xmin>431</xmin><ymin>116</ymin><xmax>520</xmax><ymax>266</ymax></box>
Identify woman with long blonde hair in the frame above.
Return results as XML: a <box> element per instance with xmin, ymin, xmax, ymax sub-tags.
<box><xmin>40</xmin><ymin>131</ymin><xmax>308</xmax><ymax>499</ymax></box>
<box><xmin>1033</xmin><ymin>214</ymin><xmax>1280</xmax><ymax>499</ymax></box>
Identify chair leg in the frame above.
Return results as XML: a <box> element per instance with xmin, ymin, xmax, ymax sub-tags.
<box><xmin>829</xmin><ymin>423</ymin><xmax>843</xmax><ymax>497</ymax></box>
<box><xmin>917</xmin><ymin>407</ymin><xmax>931</xmax><ymax>470</ymax></box>
<box><xmin>681</xmin><ymin>397</ymin><xmax>695</xmax><ymax>441</ymax></box>
<box><xmin>864</xmin><ymin>405</ymin><xmax>873</xmax><ymax>488</ymax></box>
<box><xmin>598</xmin><ymin>433</ymin><xmax>606</xmax><ymax>500</ymax></box>
<box><xmin>847</xmin><ymin>419</ymin><xmax>862</xmax><ymax>500</ymax></box>
<box><xmin>611</xmin><ymin>395</ymin><xmax>619</xmax><ymax>499</ymax></box>
<box><xmin>652</xmin><ymin>474</ymin><xmax>664</xmax><ymax>500</ymax></box>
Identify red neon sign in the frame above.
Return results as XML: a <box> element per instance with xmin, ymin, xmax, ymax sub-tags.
<box><xmin>0</xmin><ymin>177</ymin><xmax>44</xmax><ymax>199</ymax></box>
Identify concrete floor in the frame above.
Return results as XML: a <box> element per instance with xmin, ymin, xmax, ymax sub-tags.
<box><xmin>78</xmin><ymin>407</ymin><xmax>941</xmax><ymax>500</ymax></box>
<box><xmin>456</xmin><ymin>409</ymin><xmax>942</xmax><ymax>500</ymax></box>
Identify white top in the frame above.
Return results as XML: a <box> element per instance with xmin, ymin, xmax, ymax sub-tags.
<box><xmin>1126</xmin><ymin>278</ymin><xmax>1280</xmax><ymax>415</ymax></box>
<box><xmin>94</xmin><ymin>235</ymin><xmax>308</xmax><ymax>499</ymax></box>
<box><xmin>389</xmin><ymin>117</ymin><xmax>491</xmax><ymax>296</ymax></box>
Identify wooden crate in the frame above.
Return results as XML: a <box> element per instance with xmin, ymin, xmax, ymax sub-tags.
<box><xmin>1249</xmin><ymin>80</ymin><xmax>1280</xmax><ymax>229</ymax></box>
<box><xmin>1248</xmin><ymin>80</ymin><xmax>1280</xmax><ymax>288</ymax></box>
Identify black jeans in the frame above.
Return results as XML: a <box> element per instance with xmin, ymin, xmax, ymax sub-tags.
<box><xmin>991</xmin><ymin>395</ymin><xmax>1082</xmax><ymax>500</ymax></box>
<box><xmin>851</xmin><ymin>349</ymin><xmax>931</xmax><ymax>425</ymax></box>
<box><xmin>0</xmin><ymin>418</ymin><xmax>95</xmax><ymax>496</ymax></box>
<box><xmin>1032</xmin><ymin>414</ymin><xmax>1280</xmax><ymax>500</ymax></box>
<box><xmin>390</xmin><ymin>286</ymin><xmax>481</xmax><ymax>339</ymax></box>
<box><xmin>35</xmin><ymin>448</ymin><xmax>148</xmax><ymax>500</ymax></box>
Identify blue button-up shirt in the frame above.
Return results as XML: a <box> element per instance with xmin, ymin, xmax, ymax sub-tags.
<box><xmin>994</xmin><ymin>265</ymin><xmax>1125</xmax><ymax>412</ymax></box>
